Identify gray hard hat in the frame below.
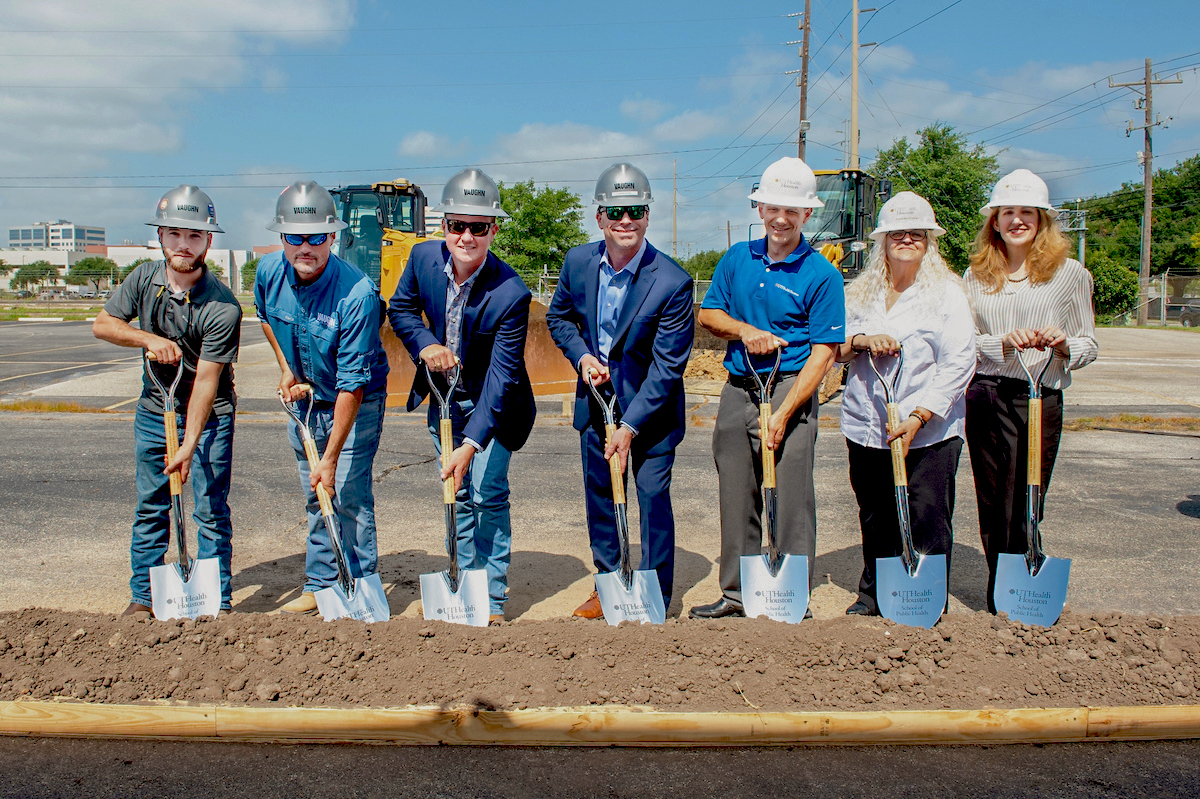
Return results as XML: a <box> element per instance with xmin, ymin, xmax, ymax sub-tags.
<box><xmin>145</xmin><ymin>184</ymin><xmax>224</xmax><ymax>233</ymax></box>
<box><xmin>433</xmin><ymin>168</ymin><xmax>509</xmax><ymax>219</ymax></box>
<box><xmin>593</xmin><ymin>163</ymin><xmax>653</xmax><ymax>207</ymax></box>
<box><xmin>265</xmin><ymin>180</ymin><xmax>349</xmax><ymax>234</ymax></box>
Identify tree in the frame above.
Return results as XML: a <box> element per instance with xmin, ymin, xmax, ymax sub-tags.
<box><xmin>120</xmin><ymin>258</ymin><xmax>152</xmax><ymax>282</ymax></box>
<box><xmin>241</xmin><ymin>257</ymin><xmax>260</xmax><ymax>292</ymax></box>
<box><xmin>204</xmin><ymin>259</ymin><xmax>225</xmax><ymax>280</ymax></box>
<box><xmin>0</xmin><ymin>258</ymin><xmax>10</xmax><ymax>277</ymax></box>
<box><xmin>491</xmin><ymin>180</ymin><xmax>590</xmax><ymax>285</ymax></box>
<box><xmin>12</xmin><ymin>261</ymin><xmax>60</xmax><ymax>290</ymax></box>
<box><xmin>66</xmin><ymin>256</ymin><xmax>119</xmax><ymax>290</ymax></box>
<box><xmin>680</xmin><ymin>249</ymin><xmax>725</xmax><ymax>281</ymax></box>
<box><xmin>871</xmin><ymin>123</ymin><xmax>1000</xmax><ymax>272</ymax></box>
<box><xmin>1085</xmin><ymin>250</ymin><xmax>1139</xmax><ymax>320</ymax></box>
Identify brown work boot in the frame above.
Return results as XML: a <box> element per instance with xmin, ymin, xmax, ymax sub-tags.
<box><xmin>122</xmin><ymin>602</ymin><xmax>151</xmax><ymax>616</ymax></box>
<box><xmin>573</xmin><ymin>590</ymin><xmax>604</xmax><ymax>619</ymax></box>
<box><xmin>281</xmin><ymin>592</ymin><xmax>317</xmax><ymax>614</ymax></box>
<box><xmin>489</xmin><ymin>614</ymin><xmax>505</xmax><ymax>626</ymax></box>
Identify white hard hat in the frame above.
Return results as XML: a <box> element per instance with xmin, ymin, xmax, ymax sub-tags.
<box><xmin>434</xmin><ymin>168</ymin><xmax>509</xmax><ymax>219</ymax></box>
<box><xmin>594</xmin><ymin>163</ymin><xmax>653</xmax><ymax>206</ymax></box>
<box><xmin>980</xmin><ymin>169</ymin><xmax>1059</xmax><ymax>219</ymax></box>
<box><xmin>869</xmin><ymin>191</ymin><xmax>946</xmax><ymax>240</ymax></box>
<box><xmin>748</xmin><ymin>157</ymin><xmax>824</xmax><ymax>209</ymax></box>
<box><xmin>266</xmin><ymin>180</ymin><xmax>349</xmax><ymax>234</ymax></box>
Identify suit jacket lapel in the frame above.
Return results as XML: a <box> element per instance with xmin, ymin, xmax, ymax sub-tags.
<box><xmin>583</xmin><ymin>246</ymin><xmax>601</xmax><ymax>353</ymax></box>
<box><xmin>431</xmin><ymin>244</ymin><xmax>450</xmax><ymax>342</ymax></box>
<box><xmin>609</xmin><ymin>245</ymin><xmax>658</xmax><ymax>352</ymax></box>
<box><xmin>461</xmin><ymin>256</ymin><xmax>495</xmax><ymax>353</ymax></box>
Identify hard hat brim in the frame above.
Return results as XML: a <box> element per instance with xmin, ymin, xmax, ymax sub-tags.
<box><xmin>869</xmin><ymin>223</ymin><xmax>947</xmax><ymax>240</ymax></box>
<box><xmin>146</xmin><ymin>219</ymin><xmax>224</xmax><ymax>233</ymax></box>
<box><xmin>747</xmin><ymin>189</ymin><xmax>824</xmax><ymax>209</ymax></box>
<box><xmin>596</xmin><ymin>197</ymin><xmax>653</xmax><ymax>207</ymax></box>
<box><xmin>266</xmin><ymin>219</ymin><xmax>350</xmax><ymax>234</ymax></box>
<box><xmin>432</xmin><ymin>201</ymin><xmax>510</xmax><ymax>219</ymax></box>
<box><xmin>979</xmin><ymin>202</ymin><xmax>1060</xmax><ymax>219</ymax></box>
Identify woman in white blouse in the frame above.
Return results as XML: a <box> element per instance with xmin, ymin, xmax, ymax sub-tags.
<box><xmin>837</xmin><ymin>192</ymin><xmax>976</xmax><ymax>616</ymax></box>
<box><xmin>963</xmin><ymin>169</ymin><xmax>1097</xmax><ymax>614</ymax></box>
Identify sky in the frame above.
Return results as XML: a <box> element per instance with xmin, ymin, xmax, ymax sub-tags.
<box><xmin>0</xmin><ymin>0</ymin><xmax>1196</xmax><ymax>258</ymax></box>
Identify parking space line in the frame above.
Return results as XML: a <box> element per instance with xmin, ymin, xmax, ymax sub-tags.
<box><xmin>0</xmin><ymin>356</ymin><xmax>141</xmax><ymax>384</ymax></box>
<box><xmin>0</xmin><ymin>344</ymin><xmax>107</xmax><ymax>360</ymax></box>
<box><xmin>103</xmin><ymin>398</ymin><xmax>139</xmax><ymax>411</ymax></box>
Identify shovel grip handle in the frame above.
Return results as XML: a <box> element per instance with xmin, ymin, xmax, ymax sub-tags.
<box><xmin>1028</xmin><ymin>397</ymin><xmax>1042</xmax><ymax>487</ymax></box>
<box><xmin>163</xmin><ymin>409</ymin><xmax>183</xmax><ymax>496</ymax></box>
<box><xmin>759</xmin><ymin>399</ymin><xmax>776</xmax><ymax>489</ymax></box>
<box><xmin>604</xmin><ymin>422</ymin><xmax>626</xmax><ymax>504</ymax></box>
<box><xmin>440</xmin><ymin>418</ymin><xmax>455</xmax><ymax>505</ymax></box>
<box><xmin>886</xmin><ymin>402</ymin><xmax>908</xmax><ymax>487</ymax></box>
<box><xmin>315</xmin><ymin>481</ymin><xmax>335</xmax><ymax>518</ymax></box>
<box><xmin>300</xmin><ymin>438</ymin><xmax>335</xmax><ymax>516</ymax></box>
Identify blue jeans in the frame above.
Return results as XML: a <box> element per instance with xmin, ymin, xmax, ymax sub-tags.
<box><xmin>288</xmin><ymin>395</ymin><xmax>384</xmax><ymax>592</ymax></box>
<box><xmin>131</xmin><ymin>405</ymin><xmax>235</xmax><ymax>608</ymax></box>
<box><xmin>427</xmin><ymin>398</ymin><xmax>513</xmax><ymax>614</ymax></box>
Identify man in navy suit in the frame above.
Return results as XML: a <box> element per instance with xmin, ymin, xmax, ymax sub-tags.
<box><xmin>388</xmin><ymin>168</ymin><xmax>536</xmax><ymax>624</ymax></box>
<box><xmin>547</xmin><ymin>163</ymin><xmax>694</xmax><ymax>618</ymax></box>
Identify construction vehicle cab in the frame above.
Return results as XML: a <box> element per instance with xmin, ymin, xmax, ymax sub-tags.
<box><xmin>330</xmin><ymin>180</ymin><xmax>431</xmax><ymax>295</ymax></box>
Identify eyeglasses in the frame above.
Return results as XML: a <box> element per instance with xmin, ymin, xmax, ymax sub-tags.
<box><xmin>601</xmin><ymin>205</ymin><xmax>648</xmax><ymax>221</ymax></box>
<box><xmin>282</xmin><ymin>233</ymin><xmax>330</xmax><ymax>246</ymax></box>
<box><xmin>886</xmin><ymin>229</ymin><xmax>927</xmax><ymax>241</ymax></box>
<box><xmin>445</xmin><ymin>220</ymin><xmax>494</xmax><ymax>236</ymax></box>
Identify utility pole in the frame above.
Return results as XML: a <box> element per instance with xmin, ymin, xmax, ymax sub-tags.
<box><xmin>726</xmin><ymin>220</ymin><xmax>731</xmax><ymax>250</ymax></box>
<box><xmin>850</xmin><ymin>1</ymin><xmax>876</xmax><ymax>170</ymax></box>
<box><xmin>785</xmin><ymin>1</ymin><xmax>812</xmax><ymax>159</ymax></box>
<box><xmin>1109</xmin><ymin>59</ymin><xmax>1181</xmax><ymax>326</ymax></box>
<box><xmin>672</xmin><ymin>159</ymin><xmax>678</xmax><ymax>259</ymax></box>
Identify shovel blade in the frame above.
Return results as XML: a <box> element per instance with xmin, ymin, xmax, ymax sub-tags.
<box><xmin>994</xmin><ymin>553</ymin><xmax>1071</xmax><ymax>627</ymax></box>
<box><xmin>315</xmin><ymin>573</ymin><xmax>391</xmax><ymax>623</ymax></box>
<box><xmin>740</xmin><ymin>554</ymin><xmax>809</xmax><ymax>623</ymax></box>
<box><xmin>595</xmin><ymin>569</ymin><xmax>666</xmax><ymax>626</ymax></box>
<box><xmin>420</xmin><ymin>567</ymin><xmax>489</xmax><ymax>627</ymax></box>
<box><xmin>150</xmin><ymin>557</ymin><xmax>221</xmax><ymax>620</ymax></box>
<box><xmin>876</xmin><ymin>553</ymin><xmax>947</xmax><ymax>629</ymax></box>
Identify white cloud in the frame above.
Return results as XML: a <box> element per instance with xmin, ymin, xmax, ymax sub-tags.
<box><xmin>652</xmin><ymin>110</ymin><xmax>727</xmax><ymax>143</ymax></box>
<box><xmin>397</xmin><ymin>130</ymin><xmax>468</xmax><ymax>161</ymax></box>
<box><xmin>620</xmin><ymin>96</ymin><xmax>671</xmax><ymax>123</ymax></box>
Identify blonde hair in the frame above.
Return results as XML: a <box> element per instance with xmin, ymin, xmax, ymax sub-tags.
<box><xmin>968</xmin><ymin>208</ymin><xmax>1070</xmax><ymax>293</ymax></box>
<box><xmin>845</xmin><ymin>235</ymin><xmax>963</xmax><ymax>320</ymax></box>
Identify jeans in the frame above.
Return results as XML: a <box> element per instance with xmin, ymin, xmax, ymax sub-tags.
<box><xmin>131</xmin><ymin>405</ymin><xmax>235</xmax><ymax>608</ymax></box>
<box><xmin>287</xmin><ymin>395</ymin><xmax>384</xmax><ymax>593</ymax></box>
<box><xmin>427</xmin><ymin>398</ymin><xmax>513</xmax><ymax>615</ymax></box>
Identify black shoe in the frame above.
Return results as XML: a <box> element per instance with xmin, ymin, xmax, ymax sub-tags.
<box><xmin>804</xmin><ymin>608</ymin><xmax>813</xmax><ymax>620</ymax></box>
<box><xmin>689</xmin><ymin>597</ymin><xmax>745</xmax><ymax>619</ymax></box>
<box><xmin>845</xmin><ymin>601</ymin><xmax>875</xmax><ymax>616</ymax></box>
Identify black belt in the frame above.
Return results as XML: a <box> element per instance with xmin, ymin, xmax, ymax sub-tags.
<box><xmin>971</xmin><ymin>374</ymin><xmax>1062</xmax><ymax>397</ymax></box>
<box><xmin>727</xmin><ymin>371</ymin><xmax>800</xmax><ymax>391</ymax></box>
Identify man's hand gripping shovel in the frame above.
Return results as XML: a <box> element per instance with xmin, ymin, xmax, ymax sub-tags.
<box><xmin>993</xmin><ymin>350</ymin><xmax>1071</xmax><ymax>626</ymax></box>
<box><xmin>869</xmin><ymin>348</ymin><xmax>946</xmax><ymax>629</ymax></box>
<box><xmin>738</xmin><ymin>347</ymin><xmax>810</xmax><ymax>622</ymax></box>
<box><xmin>586</xmin><ymin>368</ymin><xmax>666</xmax><ymax>625</ymax></box>
<box><xmin>144</xmin><ymin>352</ymin><xmax>221</xmax><ymax>620</ymax></box>
<box><xmin>278</xmin><ymin>385</ymin><xmax>390</xmax><ymax>622</ymax></box>
<box><xmin>418</xmin><ymin>364</ymin><xmax>489</xmax><ymax>626</ymax></box>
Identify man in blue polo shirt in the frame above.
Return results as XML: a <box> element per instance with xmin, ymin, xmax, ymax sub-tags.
<box><xmin>689</xmin><ymin>157</ymin><xmax>845</xmax><ymax>619</ymax></box>
<box><xmin>254</xmin><ymin>180</ymin><xmax>390</xmax><ymax>615</ymax></box>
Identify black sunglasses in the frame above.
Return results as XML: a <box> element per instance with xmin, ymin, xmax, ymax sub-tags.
<box><xmin>601</xmin><ymin>205</ymin><xmax>648</xmax><ymax>221</ymax></box>
<box><xmin>282</xmin><ymin>233</ymin><xmax>330</xmax><ymax>246</ymax></box>
<box><xmin>445</xmin><ymin>220</ymin><xmax>494</xmax><ymax>236</ymax></box>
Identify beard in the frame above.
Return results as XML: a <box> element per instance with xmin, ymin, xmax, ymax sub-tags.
<box><xmin>166</xmin><ymin>252</ymin><xmax>205</xmax><ymax>273</ymax></box>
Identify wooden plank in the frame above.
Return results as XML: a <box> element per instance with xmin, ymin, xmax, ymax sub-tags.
<box><xmin>0</xmin><ymin>701</ymin><xmax>216</xmax><ymax>739</ymax></box>
<box><xmin>1087</xmin><ymin>705</ymin><xmax>1200</xmax><ymax>740</ymax></box>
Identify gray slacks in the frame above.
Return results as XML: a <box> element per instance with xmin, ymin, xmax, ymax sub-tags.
<box><xmin>712</xmin><ymin>376</ymin><xmax>818</xmax><ymax>604</ymax></box>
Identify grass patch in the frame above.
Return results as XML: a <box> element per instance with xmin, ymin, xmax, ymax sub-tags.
<box><xmin>0</xmin><ymin>399</ymin><xmax>111</xmax><ymax>413</ymax></box>
<box><xmin>1066</xmin><ymin>414</ymin><xmax>1200</xmax><ymax>433</ymax></box>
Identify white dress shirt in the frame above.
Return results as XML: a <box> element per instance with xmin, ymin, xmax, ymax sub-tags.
<box><xmin>841</xmin><ymin>278</ymin><xmax>976</xmax><ymax>449</ymax></box>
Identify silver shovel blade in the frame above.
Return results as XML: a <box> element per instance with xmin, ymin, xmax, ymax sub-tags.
<box><xmin>150</xmin><ymin>557</ymin><xmax>221</xmax><ymax>620</ymax></box>
<box><xmin>595</xmin><ymin>568</ymin><xmax>666</xmax><ymax>625</ymax></box>
<box><xmin>994</xmin><ymin>553</ymin><xmax>1071</xmax><ymax>626</ymax></box>
<box><xmin>420</xmin><ymin>567</ymin><xmax>489</xmax><ymax>626</ymax></box>
<box><xmin>740</xmin><ymin>554</ymin><xmax>809</xmax><ymax>623</ymax></box>
<box><xmin>876</xmin><ymin>553</ymin><xmax>947</xmax><ymax>629</ymax></box>
<box><xmin>316</xmin><ymin>572</ymin><xmax>391</xmax><ymax>623</ymax></box>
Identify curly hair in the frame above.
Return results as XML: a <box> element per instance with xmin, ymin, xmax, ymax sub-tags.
<box><xmin>845</xmin><ymin>235</ymin><xmax>963</xmax><ymax>321</ymax></box>
<box><xmin>968</xmin><ymin>208</ymin><xmax>1070</xmax><ymax>294</ymax></box>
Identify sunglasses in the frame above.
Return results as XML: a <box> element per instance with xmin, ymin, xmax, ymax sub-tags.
<box><xmin>601</xmin><ymin>205</ymin><xmax>648</xmax><ymax>221</ymax></box>
<box><xmin>282</xmin><ymin>233</ymin><xmax>330</xmax><ymax>246</ymax></box>
<box><xmin>886</xmin><ymin>229</ymin><xmax>927</xmax><ymax>241</ymax></box>
<box><xmin>445</xmin><ymin>220</ymin><xmax>494</xmax><ymax>236</ymax></box>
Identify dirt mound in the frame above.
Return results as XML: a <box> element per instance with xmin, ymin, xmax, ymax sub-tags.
<box><xmin>1</xmin><ymin>608</ymin><xmax>1197</xmax><ymax>712</ymax></box>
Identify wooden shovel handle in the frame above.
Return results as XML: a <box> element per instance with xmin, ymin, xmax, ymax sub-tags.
<box><xmin>1028</xmin><ymin>397</ymin><xmax>1042</xmax><ymax>487</ymax></box>
<box><xmin>886</xmin><ymin>401</ymin><xmax>908</xmax><ymax>487</ymax></box>
<box><xmin>299</xmin><ymin>438</ymin><xmax>334</xmax><ymax>517</ymax></box>
<box><xmin>440</xmin><ymin>418</ymin><xmax>455</xmax><ymax>505</ymax></box>
<box><xmin>759</xmin><ymin>400</ymin><xmax>776</xmax><ymax>490</ymax></box>
<box><xmin>604</xmin><ymin>422</ymin><xmax>626</xmax><ymax>504</ymax></box>
<box><xmin>163</xmin><ymin>408</ymin><xmax>182</xmax><ymax>497</ymax></box>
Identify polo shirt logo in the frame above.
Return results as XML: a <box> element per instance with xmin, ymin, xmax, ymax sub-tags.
<box><xmin>774</xmin><ymin>282</ymin><xmax>800</xmax><ymax>297</ymax></box>
<box><xmin>314</xmin><ymin>312</ymin><xmax>336</xmax><ymax>328</ymax></box>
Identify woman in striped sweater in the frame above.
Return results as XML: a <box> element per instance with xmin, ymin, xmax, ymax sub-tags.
<box><xmin>963</xmin><ymin>169</ymin><xmax>1098</xmax><ymax>613</ymax></box>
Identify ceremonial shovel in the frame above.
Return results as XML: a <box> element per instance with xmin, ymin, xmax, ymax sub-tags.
<box><xmin>869</xmin><ymin>348</ymin><xmax>946</xmax><ymax>629</ymax></box>
<box><xmin>144</xmin><ymin>352</ymin><xmax>220</xmax><ymax>620</ymax></box>
<box><xmin>586</xmin><ymin>368</ymin><xmax>665</xmax><ymax>625</ymax></box>
<box><xmin>739</xmin><ymin>348</ymin><xmax>810</xmax><ymax>623</ymax></box>
<box><xmin>993</xmin><ymin>350</ymin><xmax>1070</xmax><ymax>626</ymax></box>
<box><xmin>419</xmin><ymin>364</ymin><xmax>489</xmax><ymax>626</ymax></box>
<box><xmin>278</xmin><ymin>385</ymin><xmax>390</xmax><ymax>622</ymax></box>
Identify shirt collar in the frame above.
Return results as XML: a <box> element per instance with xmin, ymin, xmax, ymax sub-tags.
<box><xmin>151</xmin><ymin>260</ymin><xmax>212</xmax><ymax>299</ymax></box>
<box><xmin>599</xmin><ymin>238</ymin><xmax>647</xmax><ymax>278</ymax></box>
<box><xmin>750</xmin><ymin>235</ymin><xmax>813</xmax><ymax>266</ymax></box>
<box><xmin>444</xmin><ymin>252</ymin><xmax>485</xmax><ymax>292</ymax></box>
<box><xmin>287</xmin><ymin>253</ymin><xmax>338</xmax><ymax>292</ymax></box>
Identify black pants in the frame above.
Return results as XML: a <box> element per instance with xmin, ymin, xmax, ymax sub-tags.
<box><xmin>847</xmin><ymin>436</ymin><xmax>962</xmax><ymax>613</ymax></box>
<box><xmin>964</xmin><ymin>375</ymin><xmax>1064</xmax><ymax>613</ymax></box>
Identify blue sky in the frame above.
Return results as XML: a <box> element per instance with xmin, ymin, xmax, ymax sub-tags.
<box><xmin>0</xmin><ymin>0</ymin><xmax>1196</xmax><ymax>257</ymax></box>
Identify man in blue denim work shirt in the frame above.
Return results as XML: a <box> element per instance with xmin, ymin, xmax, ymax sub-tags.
<box><xmin>255</xmin><ymin>180</ymin><xmax>390</xmax><ymax>615</ymax></box>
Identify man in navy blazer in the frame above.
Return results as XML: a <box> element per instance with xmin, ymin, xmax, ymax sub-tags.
<box><xmin>388</xmin><ymin>168</ymin><xmax>535</xmax><ymax>623</ymax></box>
<box><xmin>546</xmin><ymin>163</ymin><xmax>693</xmax><ymax>618</ymax></box>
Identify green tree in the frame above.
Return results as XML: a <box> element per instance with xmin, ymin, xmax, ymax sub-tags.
<box><xmin>0</xmin><ymin>258</ymin><xmax>10</xmax><ymax>277</ymax></box>
<box><xmin>680</xmin><ymin>249</ymin><xmax>725</xmax><ymax>281</ymax></box>
<box><xmin>1085</xmin><ymin>250</ymin><xmax>1139</xmax><ymax>320</ymax></box>
<box><xmin>870</xmin><ymin>123</ymin><xmax>1000</xmax><ymax>272</ymax></box>
<box><xmin>120</xmin><ymin>258</ymin><xmax>152</xmax><ymax>282</ymax></box>
<box><xmin>241</xmin><ymin>257</ymin><xmax>260</xmax><ymax>292</ymax></box>
<box><xmin>492</xmin><ymin>180</ymin><xmax>589</xmax><ymax>285</ymax></box>
<box><xmin>204</xmin><ymin>258</ymin><xmax>225</xmax><ymax>280</ymax></box>
<box><xmin>12</xmin><ymin>261</ymin><xmax>60</xmax><ymax>290</ymax></box>
<box><xmin>66</xmin><ymin>256</ymin><xmax>119</xmax><ymax>290</ymax></box>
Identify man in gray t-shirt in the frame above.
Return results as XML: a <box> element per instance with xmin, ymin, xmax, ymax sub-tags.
<box><xmin>93</xmin><ymin>185</ymin><xmax>242</xmax><ymax>615</ymax></box>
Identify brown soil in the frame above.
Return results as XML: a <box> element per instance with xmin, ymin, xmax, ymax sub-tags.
<box><xmin>684</xmin><ymin>348</ymin><xmax>727</xmax><ymax>382</ymax></box>
<box><xmin>2</xmin><ymin>607</ymin><xmax>1197</xmax><ymax>712</ymax></box>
